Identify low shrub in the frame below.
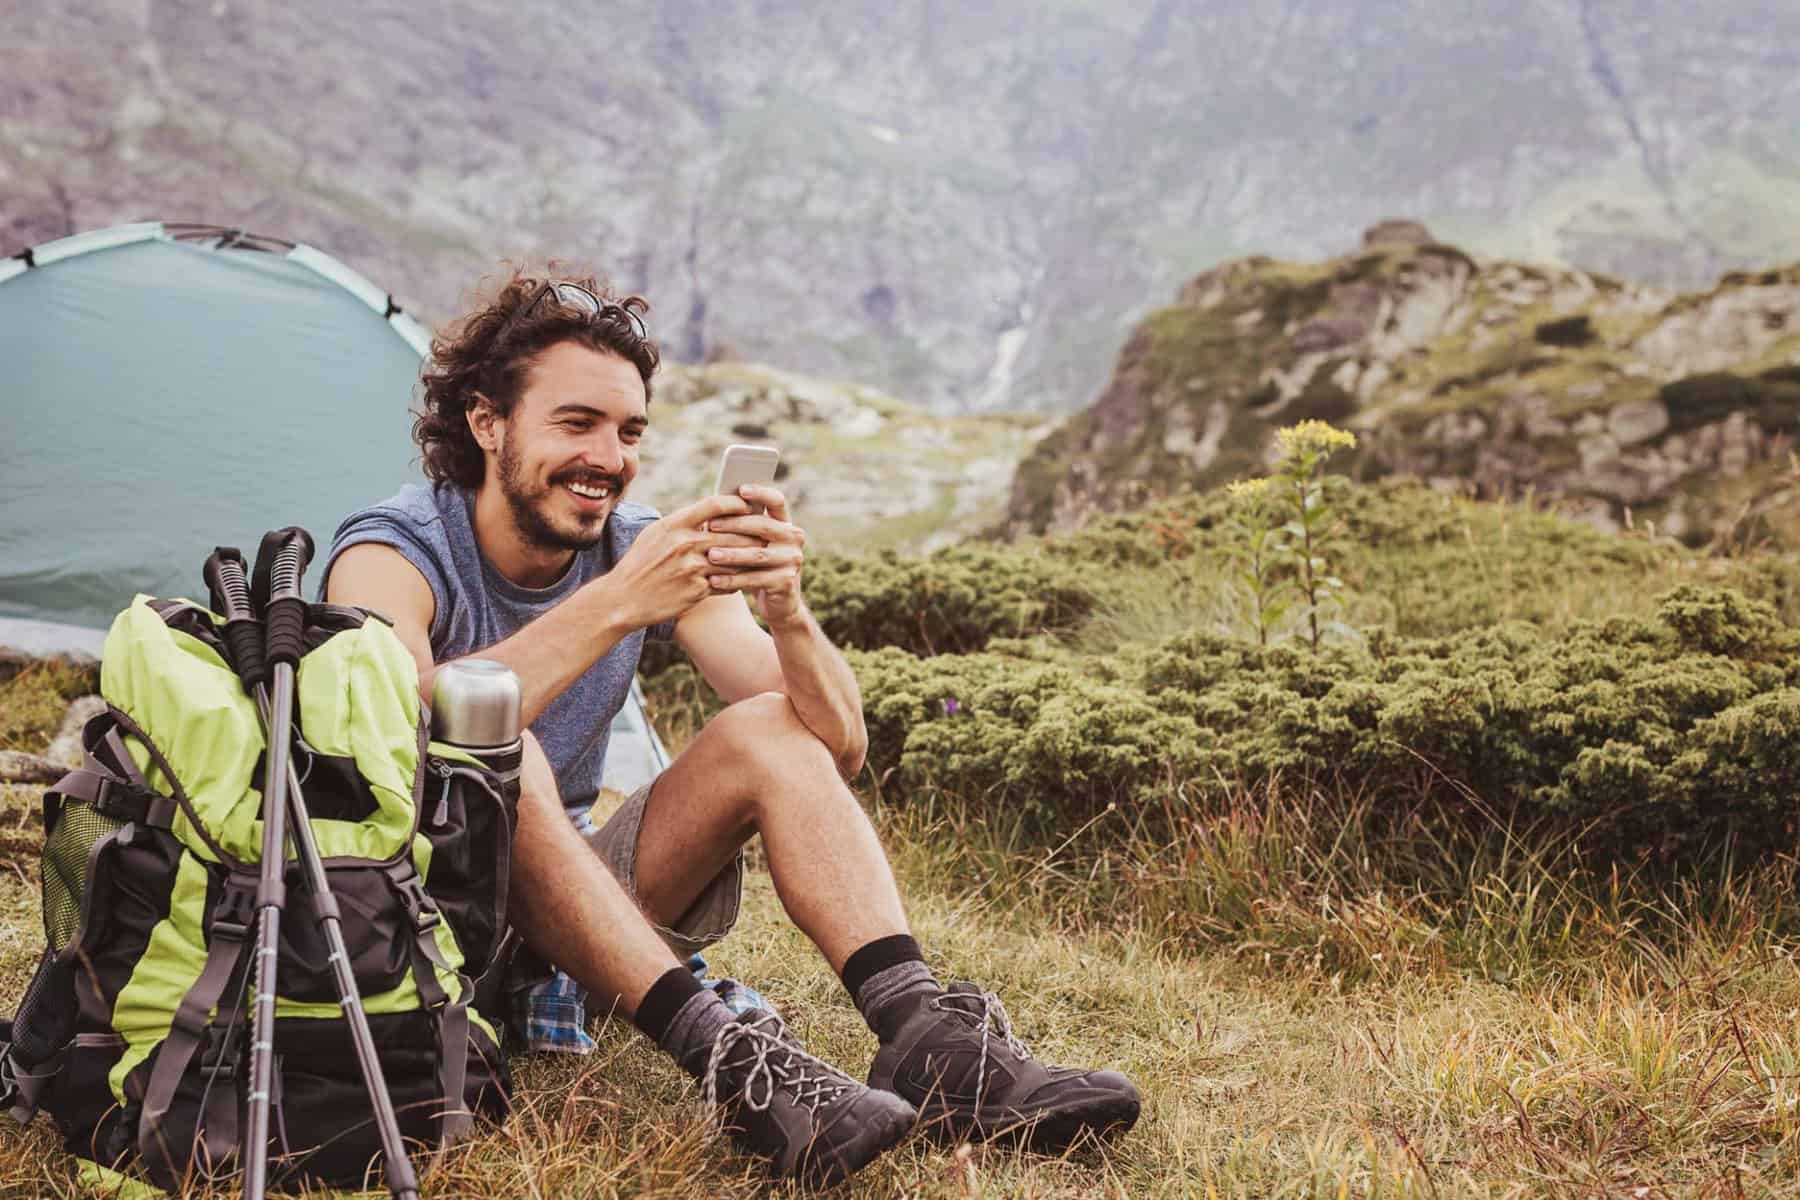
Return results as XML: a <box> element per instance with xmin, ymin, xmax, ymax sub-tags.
<box><xmin>802</xmin><ymin>546</ymin><xmax>1096</xmax><ymax>656</ymax></box>
<box><xmin>635</xmin><ymin>543</ymin><xmax>1098</xmax><ymax>678</ymax></box>
<box><xmin>853</xmin><ymin>646</ymin><xmax>1206</xmax><ymax>824</ymax></box>
<box><xmin>851</xmin><ymin>586</ymin><xmax>1800</xmax><ymax>860</ymax></box>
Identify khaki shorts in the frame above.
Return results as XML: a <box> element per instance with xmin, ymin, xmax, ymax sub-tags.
<box><xmin>581</xmin><ymin>776</ymin><xmax>745</xmax><ymax>958</ymax></box>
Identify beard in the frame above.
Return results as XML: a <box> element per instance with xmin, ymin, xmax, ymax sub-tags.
<box><xmin>495</xmin><ymin>435</ymin><xmax>622</xmax><ymax>553</ymax></box>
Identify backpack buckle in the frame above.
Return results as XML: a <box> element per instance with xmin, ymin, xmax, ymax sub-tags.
<box><xmin>89</xmin><ymin>776</ymin><xmax>150</xmax><ymax>825</ymax></box>
<box><xmin>197</xmin><ymin>1025</ymin><xmax>241</xmax><ymax>1078</ymax></box>
<box><xmin>210</xmin><ymin>879</ymin><xmax>258</xmax><ymax>943</ymax></box>
<box><xmin>395</xmin><ymin>876</ymin><xmax>441</xmax><ymax>934</ymax></box>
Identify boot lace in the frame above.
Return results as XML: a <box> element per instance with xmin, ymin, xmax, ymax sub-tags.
<box><xmin>702</xmin><ymin>1010</ymin><xmax>857</xmax><ymax>1115</ymax></box>
<box><xmin>933</xmin><ymin>988</ymin><xmax>1033</xmax><ymax>1102</ymax></box>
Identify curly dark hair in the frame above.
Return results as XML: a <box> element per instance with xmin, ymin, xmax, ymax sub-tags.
<box><xmin>414</xmin><ymin>267</ymin><xmax>661</xmax><ymax>488</ymax></box>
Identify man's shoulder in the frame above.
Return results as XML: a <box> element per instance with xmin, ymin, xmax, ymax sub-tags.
<box><xmin>340</xmin><ymin>482</ymin><xmax>457</xmax><ymax>531</ymax></box>
<box><xmin>330</xmin><ymin>483</ymin><xmax>466</xmax><ymax>553</ymax></box>
<box><xmin>323</xmin><ymin>482</ymin><xmax>469</xmax><ymax>599</ymax></box>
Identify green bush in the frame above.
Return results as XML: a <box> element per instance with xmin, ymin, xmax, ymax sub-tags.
<box><xmin>634</xmin><ymin>543</ymin><xmax>1098</xmax><ymax>678</ymax></box>
<box><xmin>802</xmin><ymin>546</ymin><xmax>1096</xmax><ymax>656</ymax></box>
<box><xmin>850</xmin><ymin>586</ymin><xmax>1800</xmax><ymax>859</ymax></box>
<box><xmin>853</xmin><ymin>646</ymin><xmax>1205</xmax><ymax>824</ymax></box>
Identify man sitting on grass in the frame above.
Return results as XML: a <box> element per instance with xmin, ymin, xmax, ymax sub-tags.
<box><xmin>321</xmin><ymin>270</ymin><xmax>1141</xmax><ymax>1185</ymax></box>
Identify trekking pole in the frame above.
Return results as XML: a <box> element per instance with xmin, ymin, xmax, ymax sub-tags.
<box><xmin>229</xmin><ymin>531</ymin><xmax>421</xmax><ymax>1200</ymax></box>
<box><xmin>245</xmin><ymin>693</ymin><xmax>422</xmax><ymax>1200</ymax></box>
<box><xmin>207</xmin><ymin>547</ymin><xmax>421</xmax><ymax>1200</ymax></box>
<box><xmin>207</xmin><ymin>547</ymin><xmax>422</xmax><ymax>1198</ymax></box>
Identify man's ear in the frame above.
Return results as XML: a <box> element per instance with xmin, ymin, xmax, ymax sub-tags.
<box><xmin>467</xmin><ymin>392</ymin><xmax>502</xmax><ymax>453</ymax></box>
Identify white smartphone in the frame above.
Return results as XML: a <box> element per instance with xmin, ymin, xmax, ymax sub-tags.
<box><xmin>714</xmin><ymin>444</ymin><xmax>781</xmax><ymax>513</ymax></box>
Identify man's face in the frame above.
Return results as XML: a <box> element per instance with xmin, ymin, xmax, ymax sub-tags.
<box><xmin>484</xmin><ymin>340</ymin><xmax>648</xmax><ymax>552</ymax></box>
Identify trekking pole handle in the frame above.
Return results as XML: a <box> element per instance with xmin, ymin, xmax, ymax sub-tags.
<box><xmin>202</xmin><ymin>548</ymin><xmax>266</xmax><ymax>690</ymax></box>
<box><xmin>253</xmin><ymin>527</ymin><xmax>315</xmax><ymax>670</ymax></box>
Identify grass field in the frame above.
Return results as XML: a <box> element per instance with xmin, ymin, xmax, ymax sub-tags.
<box><xmin>3</xmin><ymin>656</ymin><xmax>1800</xmax><ymax>1198</ymax></box>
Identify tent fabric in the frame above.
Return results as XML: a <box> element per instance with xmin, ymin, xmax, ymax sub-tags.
<box><xmin>1</xmin><ymin>222</ymin><xmax>668</xmax><ymax>791</ymax></box>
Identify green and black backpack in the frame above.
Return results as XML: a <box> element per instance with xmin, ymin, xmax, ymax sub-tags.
<box><xmin>1</xmin><ymin>590</ymin><xmax>520</xmax><ymax>1193</ymax></box>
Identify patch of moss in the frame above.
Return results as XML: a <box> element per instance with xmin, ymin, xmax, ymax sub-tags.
<box><xmin>1008</xmin><ymin>417</ymin><xmax>1083</xmax><ymax>530</ymax></box>
<box><xmin>1430</xmin><ymin>351</ymin><xmax>1561</xmax><ymax>397</ymax></box>
<box><xmin>1660</xmin><ymin>372</ymin><xmax>1800</xmax><ymax>436</ymax></box>
<box><xmin>1535</xmin><ymin>315</ymin><xmax>1596</xmax><ymax>347</ymax></box>
<box><xmin>0</xmin><ymin>662</ymin><xmax>91</xmax><ymax>753</ymax></box>
<box><xmin>1285</xmin><ymin>360</ymin><xmax>1357</xmax><ymax>425</ymax></box>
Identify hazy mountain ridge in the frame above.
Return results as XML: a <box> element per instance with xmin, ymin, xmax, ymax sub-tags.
<box><xmin>5</xmin><ymin>1</ymin><xmax>1800</xmax><ymax>416</ymax></box>
<box><xmin>1007</xmin><ymin>219</ymin><xmax>1800</xmax><ymax>549</ymax></box>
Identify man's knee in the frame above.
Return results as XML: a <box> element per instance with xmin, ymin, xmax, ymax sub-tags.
<box><xmin>711</xmin><ymin>691</ymin><xmax>834</xmax><ymax>774</ymax></box>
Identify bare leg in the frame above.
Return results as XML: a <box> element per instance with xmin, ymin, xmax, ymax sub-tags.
<box><xmin>628</xmin><ymin>691</ymin><xmax>910</xmax><ymax>973</ymax></box>
<box><xmin>508</xmin><ymin>731</ymin><xmax>683</xmax><ymax>1015</ymax></box>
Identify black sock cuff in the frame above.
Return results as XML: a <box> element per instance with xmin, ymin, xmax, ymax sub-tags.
<box><xmin>841</xmin><ymin>934</ymin><xmax>925</xmax><ymax>999</ymax></box>
<box><xmin>633</xmin><ymin>965</ymin><xmax>707</xmax><ymax>1044</ymax></box>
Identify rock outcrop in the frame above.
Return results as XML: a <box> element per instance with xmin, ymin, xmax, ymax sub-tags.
<box><xmin>1009</xmin><ymin>226</ymin><xmax>1800</xmax><ymax>548</ymax></box>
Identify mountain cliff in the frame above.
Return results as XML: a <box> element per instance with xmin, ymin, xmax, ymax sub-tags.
<box><xmin>1007</xmin><ymin>221</ymin><xmax>1800</xmax><ymax>549</ymax></box>
<box><xmin>5</xmin><ymin>1</ymin><xmax>1800</xmax><ymax>413</ymax></box>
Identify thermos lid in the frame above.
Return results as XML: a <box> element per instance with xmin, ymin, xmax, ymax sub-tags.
<box><xmin>430</xmin><ymin>658</ymin><xmax>522</xmax><ymax>749</ymax></box>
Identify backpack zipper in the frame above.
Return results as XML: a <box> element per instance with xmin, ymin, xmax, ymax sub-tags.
<box><xmin>431</xmin><ymin>760</ymin><xmax>455</xmax><ymax>827</ymax></box>
<box><xmin>428</xmin><ymin>760</ymin><xmax>505</xmax><ymax>827</ymax></box>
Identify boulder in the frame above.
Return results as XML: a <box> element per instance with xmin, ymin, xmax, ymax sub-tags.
<box><xmin>1362</xmin><ymin>219</ymin><xmax>1436</xmax><ymax>248</ymax></box>
<box><xmin>1608</xmin><ymin>399</ymin><xmax>1670</xmax><ymax>447</ymax></box>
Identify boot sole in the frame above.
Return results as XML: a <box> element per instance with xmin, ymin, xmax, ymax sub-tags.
<box><xmin>803</xmin><ymin>1102</ymin><xmax>918</xmax><ymax>1188</ymax></box>
<box><xmin>915</xmin><ymin>1091</ymin><xmax>1141</xmax><ymax>1150</ymax></box>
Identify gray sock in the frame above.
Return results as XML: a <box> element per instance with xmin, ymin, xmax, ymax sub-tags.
<box><xmin>855</xmin><ymin>961</ymin><xmax>941</xmax><ymax>1043</ymax></box>
<box><xmin>657</xmin><ymin>988</ymin><xmax>740</xmax><ymax>1080</ymax></box>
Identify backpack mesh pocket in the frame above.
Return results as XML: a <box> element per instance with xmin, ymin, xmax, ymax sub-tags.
<box><xmin>9</xmin><ymin>948</ymin><xmax>75</xmax><ymax>1066</ymax></box>
<box><xmin>43</xmin><ymin>803</ymin><xmax>125</xmax><ymax>951</ymax></box>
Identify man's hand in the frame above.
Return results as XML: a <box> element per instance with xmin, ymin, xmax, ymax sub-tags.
<box><xmin>602</xmin><ymin>493</ymin><xmax>762</xmax><ymax>628</ymax></box>
<box><xmin>703</xmin><ymin>485</ymin><xmax>808</xmax><ymax>628</ymax></box>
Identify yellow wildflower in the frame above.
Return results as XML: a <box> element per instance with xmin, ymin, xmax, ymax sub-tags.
<box><xmin>1225</xmin><ymin>477</ymin><xmax>1274</xmax><ymax>503</ymax></box>
<box><xmin>1276</xmin><ymin>420</ymin><xmax>1357</xmax><ymax>459</ymax></box>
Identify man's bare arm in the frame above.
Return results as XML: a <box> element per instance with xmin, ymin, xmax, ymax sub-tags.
<box><xmin>676</xmin><ymin>578</ymin><xmax>868</xmax><ymax>780</ymax></box>
<box><xmin>326</xmin><ymin>494</ymin><xmax>755</xmax><ymax>721</ymax></box>
<box><xmin>325</xmin><ymin>542</ymin><xmax>633</xmax><ymax>721</ymax></box>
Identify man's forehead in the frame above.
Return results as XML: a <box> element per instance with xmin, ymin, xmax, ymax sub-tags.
<box><xmin>518</xmin><ymin>341</ymin><xmax>648</xmax><ymax>418</ymax></box>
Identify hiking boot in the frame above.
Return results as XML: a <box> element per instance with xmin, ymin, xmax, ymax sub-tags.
<box><xmin>703</xmin><ymin>1008</ymin><xmax>916</xmax><ymax>1185</ymax></box>
<box><xmin>866</xmin><ymin>982</ymin><xmax>1141</xmax><ymax>1148</ymax></box>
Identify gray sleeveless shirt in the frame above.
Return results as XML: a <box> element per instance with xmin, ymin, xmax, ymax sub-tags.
<box><xmin>324</xmin><ymin>483</ymin><xmax>672</xmax><ymax>815</ymax></box>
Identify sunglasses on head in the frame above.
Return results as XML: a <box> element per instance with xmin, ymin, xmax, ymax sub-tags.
<box><xmin>498</xmin><ymin>280</ymin><xmax>649</xmax><ymax>344</ymax></box>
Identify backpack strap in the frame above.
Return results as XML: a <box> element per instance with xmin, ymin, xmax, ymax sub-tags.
<box><xmin>388</xmin><ymin>864</ymin><xmax>474</xmax><ymax>1144</ymax></box>
<box><xmin>137</xmin><ymin>873</ymin><xmax>257</xmax><ymax>1177</ymax></box>
<box><xmin>45</xmin><ymin>715</ymin><xmax>176</xmax><ymax>833</ymax></box>
<box><xmin>0</xmin><ymin>1032</ymin><xmax>63</xmax><ymax>1121</ymax></box>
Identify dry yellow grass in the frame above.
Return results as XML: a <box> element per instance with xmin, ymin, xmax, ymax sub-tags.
<box><xmin>3</xmin><ymin>670</ymin><xmax>1800</xmax><ymax>1198</ymax></box>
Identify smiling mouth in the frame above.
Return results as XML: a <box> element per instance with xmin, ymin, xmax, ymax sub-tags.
<box><xmin>566</xmin><ymin>480</ymin><xmax>612</xmax><ymax>501</ymax></box>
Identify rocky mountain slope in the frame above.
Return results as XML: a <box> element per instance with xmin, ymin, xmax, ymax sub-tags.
<box><xmin>1008</xmin><ymin>221</ymin><xmax>1800</xmax><ymax>549</ymax></box>
<box><xmin>5</xmin><ymin>2</ymin><xmax>1800</xmax><ymax>414</ymax></box>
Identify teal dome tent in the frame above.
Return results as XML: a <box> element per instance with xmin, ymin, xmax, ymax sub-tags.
<box><xmin>0</xmin><ymin>222</ymin><xmax>667</xmax><ymax>789</ymax></box>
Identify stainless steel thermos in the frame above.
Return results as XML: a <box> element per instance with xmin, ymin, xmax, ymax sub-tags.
<box><xmin>430</xmin><ymin>658</ymin><xmax>523</xmax><ymax>751</ymax></box>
